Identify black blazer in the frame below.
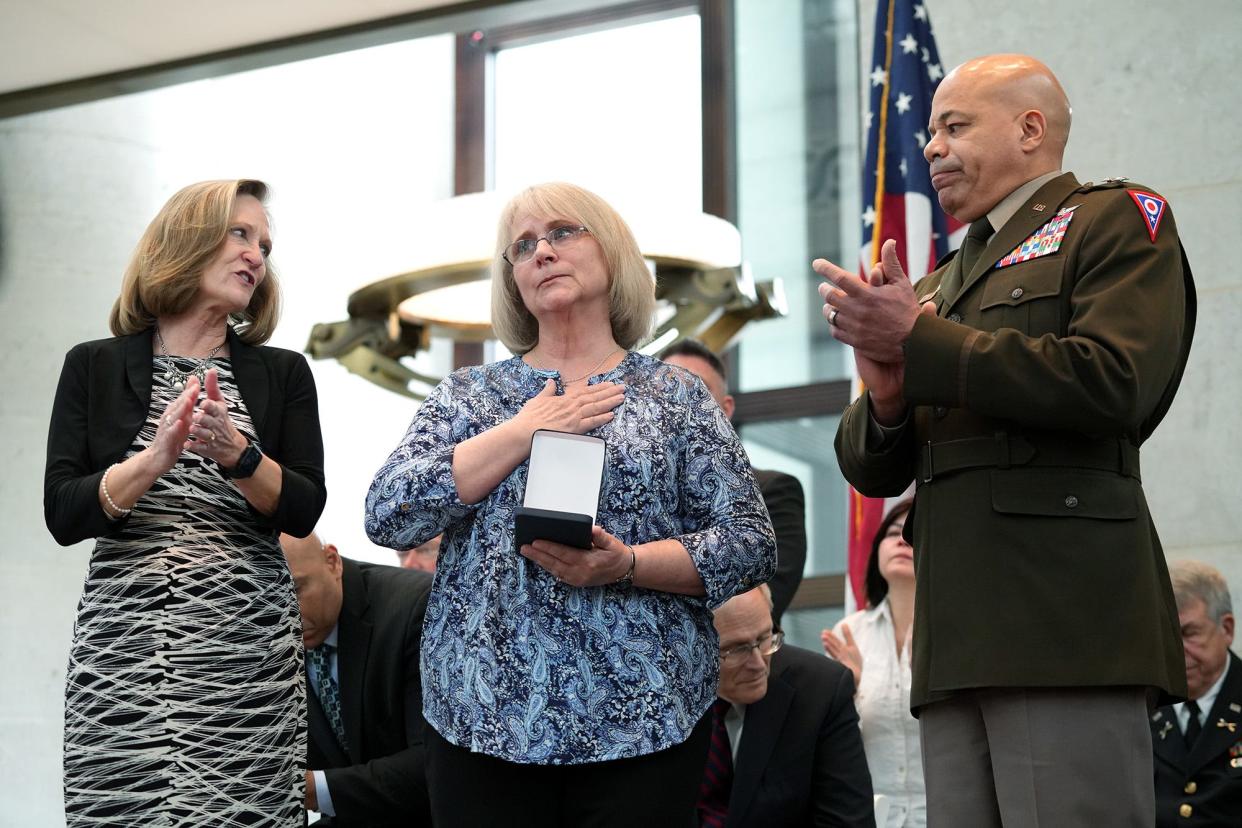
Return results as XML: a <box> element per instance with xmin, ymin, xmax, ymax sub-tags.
<box><xmin>308</xmin><ymin>559</ymin><xmax>433</xmax><ymax>827</ymax></box>
<box><xmin>44</xmin><ymin>326</ymin><xmax>326</xmax><ymax>545</ymax></box>
<box><xmin>753</xmin><ymin>469</ymin><xmax>807</xmax><ymax>625</ymax></box>
<box><xmin>1152</xmin><ymin>651</ymin><xmax>1242</xmax><ymax>828</ymax></box>
<box><xmin>726</xmin><ymin>645</ymin><xmax>875</xmax><ymax>828</ymax></box>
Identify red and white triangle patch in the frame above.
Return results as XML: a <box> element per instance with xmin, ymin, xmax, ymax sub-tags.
<box><xmin>1127</xmin><ymin>190</ymin><xmax>1167</xmax><ymax>242</ymax></box>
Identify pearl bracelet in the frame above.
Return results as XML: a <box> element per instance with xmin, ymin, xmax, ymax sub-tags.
<box><xmin>100</xmin><ymin>463</ymin><xmax>132</xmax><ymax>518</ymax></box>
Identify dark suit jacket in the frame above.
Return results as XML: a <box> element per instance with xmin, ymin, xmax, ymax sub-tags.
<box><xmin>753</xmin><ymin>469</ymin><xmax>807</xmax><ymax>625</ymax></box>
<box><xmin>836</xmin><ymin>173</ymin><xmax>1195</xmax><ymax>709</ymax></box>
<box><xmin>1152</xmin><ymin>652</ymin><xmax>1242</xmax><ymax>828</ymax></box>
<box><xmin>309</xmin><ymin>559</ymin><xmax>433</xmax><ymax>827</ymax></box>
<box><xmin>44</xmin><ymin>326</ymin><xmax>326</xmax><ymax>543</ymax></box>
<box><xmin>724</xmin><ymin>644</ymin><xmax>875</xmax><ymax>828</ymax></box>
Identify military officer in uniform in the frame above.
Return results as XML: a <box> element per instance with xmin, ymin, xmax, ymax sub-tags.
<box><xmin>1152</xmin><ymin>561</ymin><xmax>1241</xmax><ymax>827</ymax></box>
<box><xmin>815</xmin><ymin>53</ymin><xmax>1195</xmax><ymax>825</ymax></box>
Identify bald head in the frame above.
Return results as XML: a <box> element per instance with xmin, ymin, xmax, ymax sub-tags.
<box><xmin>713</xmin><ymin>585</ymin><xmax>776</xmax><ymax>705</ymax></box>
<box><xmin>926</xmin><ymin>54</ymin><xmax>1071</xmax><ymax>221</ymax></box>
<box><xmin>281</xmin><ymin>531</ymin><xmax>326</xmax><ymax>567</ymax></box>
<box><xmin>949</xmin><ymin>54</ymin><xmax>1071</xmax><ymax>150</ymax></box>
<box><xmin>280</xmin><ymin>531</ymin><xmax>343</xmax><ymax>649</ymax></box>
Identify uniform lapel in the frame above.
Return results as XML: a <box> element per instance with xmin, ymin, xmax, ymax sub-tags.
<box><xmin>1151</xmin><ymin>706</ymin><xmax>1189</xmax><ymax>771</ymax></box>
<box><xmin>728</xmin><ymin>665</ymin><xmax>795</xmax><ymax>825</ymax></box>
<box><xmin>226</xmin><ymin>326</ymin><xmax>269</xmax><ymax>438</ymax></box>
<box><xmin>336</xmin><ymin>560</ymin><xmax>373</xmax><ymax>765</ymax></box>
<box><xmin>1185</xmin><ymin>655</ymin><xmax>1242</xmax><ymax>776</ymax></box>
<box><xmin>946</xmin><ymin>172</ymin><xmax>1082</xmax><ymax>314</ymax></box>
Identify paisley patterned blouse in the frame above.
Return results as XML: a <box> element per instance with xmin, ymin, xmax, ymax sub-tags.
<box><xmin>365</xmin><ymin>352</ymin><xmax>775</xmax><ymax>764</ymax></box>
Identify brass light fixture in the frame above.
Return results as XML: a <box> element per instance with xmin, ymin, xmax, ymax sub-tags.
<box><xmin>307</xmin><ymin>191</ymin><xmax>786</xmax><ymax>399</ymax></box>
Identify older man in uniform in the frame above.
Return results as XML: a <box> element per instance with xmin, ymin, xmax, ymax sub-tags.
<box><xmin>1151</xmin><ymin>561</ymin><xmax>1241</xmax><ymax>826</ymax></box>
<box><xmin>816</xmin><ymin>54</ymin><xmax>1195</xmax><ymax>824</ymax></box>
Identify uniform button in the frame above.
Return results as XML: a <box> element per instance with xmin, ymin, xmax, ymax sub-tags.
<box><xmin>399</xmin><ymin>502</ymin><xmax>412</xmax><ymax>512</ymax></box>
<box><xmin>1010</xmin><ymin>287</ymin><xmax>1024</xmax><ymax>300</ymax></box>
<box><xmin>1064</xmin><ymin>495</ymin><xmax>1079</xmax><ymax>508</ymax></box>
<box><xmin>1179</xmin><ymin>803</ymin><xmax>1193</xmax><ymax>818</ymax></box>
<box><xmin>948</xmin><ymin>313</ymin><xmax>962</xmax><ymax>323</ymax></box>
<box><xmin>1184</xmin><ymin>781</ymin><xmax>1197</xmax><ymax>794</ymax></box>
<box><xmin>933</xmin><ymin>406</ymin><xmax>948</xmax><ymax>418</ymax></box>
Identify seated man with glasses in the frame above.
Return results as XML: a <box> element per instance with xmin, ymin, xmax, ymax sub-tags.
<box><xmin>698</xmin><ymin>584</ymin><xmax>875</xmax><ymax>827</ymax></box>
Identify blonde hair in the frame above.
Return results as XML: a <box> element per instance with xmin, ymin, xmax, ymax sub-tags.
<box><xmin>489</xmin><ymin>182</ymin><xmax>656</xmax><ymax>354</ymax></box>
<box><xmin>109</xmin><ymin>179</ymin><xmax>281</xmax><ymax>345</ymax></box>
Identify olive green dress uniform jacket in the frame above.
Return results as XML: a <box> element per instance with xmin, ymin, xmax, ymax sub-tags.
<box><xmin>835</xmin><ymin>172</ymin><xmax>1195</xmax><ymax>711</ymax></box>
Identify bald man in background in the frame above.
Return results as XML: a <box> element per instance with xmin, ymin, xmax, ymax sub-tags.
<box><xmin>282</xmin><ymin>532</ymin><xmax>433</xmax><ymax>827</ymax></box>
<box><xmin>818</xmin><ymin>54</ymin><xmax>1195</xmax><ymax>823</ymax></box>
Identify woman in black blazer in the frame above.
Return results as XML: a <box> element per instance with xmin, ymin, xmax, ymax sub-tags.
<box><xmin>44</xmin><ymin>179</ymin><xmax>326</xmax><ymax>826</ymax></box>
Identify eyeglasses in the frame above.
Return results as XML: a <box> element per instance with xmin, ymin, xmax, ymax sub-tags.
<box><xmin>502</xmin><ymin>224</ymin><xmax>590</xmax><ymax>265</ymax></box>
<box><xmin>719</xmin><ymin>630</ymin><xmax>784</xmax><ymax>667</ymax></box>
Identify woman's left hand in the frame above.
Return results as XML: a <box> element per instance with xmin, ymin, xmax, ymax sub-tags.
<box><xmin>187</xmin><ymin>368</ymin><xmax>247</xmax><ymax>468</ymax></box>
<box><xmin>520</xmin><ymin>525</ymin><xmax>633</xmax><ymax>588</ymax></box>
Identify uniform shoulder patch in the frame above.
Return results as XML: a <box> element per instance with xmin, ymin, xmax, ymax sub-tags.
<box><xmin>1127</xmin><ymin>189</ymin><xmax>1167</xmax><ymax>242</ymax></box>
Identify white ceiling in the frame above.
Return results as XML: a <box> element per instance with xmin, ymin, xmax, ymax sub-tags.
<box><xmin>0</xmin><ymin>0</ymin><xmax>461</xmax><ymax>96</ymax></box>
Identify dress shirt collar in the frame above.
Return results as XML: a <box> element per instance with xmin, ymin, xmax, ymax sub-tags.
<box><xmin>320</xmin><ymin>624</ymin><xmax>339</xmax><ymax>650</ymax></box>
<box><xmin>985</xmin><ymin>169</ymin><xmax>1064</xmax><ymax>239</ymax></box>
<box><xmin>1176</xmin><ymin>655</ymin><xmax>1232</xmax><ymax>729</ymax></box>
<box><xmin>722</xmin><ymin>699</ymin><xmax>745</xmax><ymax>759</ymax></box>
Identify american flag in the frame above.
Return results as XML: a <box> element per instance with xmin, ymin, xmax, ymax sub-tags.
<box><xmin>846</xmin><ymin>0</ymin><xmax>960</xmax><ymax>610</ymax></box>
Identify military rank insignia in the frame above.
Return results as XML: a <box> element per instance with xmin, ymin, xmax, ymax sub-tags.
<box><xmin>995</xmin><ymin>206</ymin><xmax>1078</xmax><ymax>269</ymax></box>
<box><xmin>1128</xmin><ymin>189</ymin><xmax>1167</xmax><ymax>242</ymax></box>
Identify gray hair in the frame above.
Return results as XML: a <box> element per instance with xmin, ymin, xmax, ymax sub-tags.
<box><xmin>489</xmin><ymin>182</ymin><xmax>655</xmax><ymax>354</ymax></box>
<box><xmin>714</xmin><ymin>583</ymin><xmax>773</xmax><ymax>616</ymax></box>
<box><xmin>1169</xmin><ymin>560</ymin><xmax>1233</xmax><ymax>623</ymax></box>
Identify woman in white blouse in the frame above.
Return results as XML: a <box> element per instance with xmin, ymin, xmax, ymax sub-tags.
<box><xmin>822</xmin><ymin>499</ymin><xmax>924</xmax><ymax>828</ymax></box>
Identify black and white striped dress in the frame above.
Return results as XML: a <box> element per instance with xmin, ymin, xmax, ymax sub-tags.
<box><xmin>63</xmin><ymin>357</ymin><xmax>304</xmax><ymax>826</ymax></box>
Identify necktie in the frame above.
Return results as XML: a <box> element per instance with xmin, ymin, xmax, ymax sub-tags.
<box><xmin>697</xmin><ymin>698</ymin><xmax>735</xmax><ymax>828</ymax></box>
<box><xmin>308</xmin><ymin>644</ymin><xmax>349</xmax><ymax>752</ymax></box>
<box><xmin>1184</xmin><ymin>699</ymin><xmax>1202</xmax><ymax>750</ymax></box>
<box><xmin>940</xmin><ymin>218</ymin><xmax>993</xmax><ymax>304</ymax></box>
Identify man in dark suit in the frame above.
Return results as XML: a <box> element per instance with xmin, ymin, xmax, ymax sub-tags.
<box><xmin>817</xmin><ymin>54</ymin><xmax>1194</xmax><ymax>824</ymax></box>
<box><xmin>696</xmin><ymin>585</ymin><xmax>874</xmax><ymax>827</ymax></box>
<box><xmin>1152</xmin><ymin>561</ymin><xmax>1241</xmax><ymax>827</ymax></box>
<box><xmin>660</xmin><ymin>340</ymin><xmax>807</xmax><ymax>623</ymax></box>
<box><xmin>281</xmin><ymin>531</ymin><xmax>433</xmax><ymax>827</ymax></box>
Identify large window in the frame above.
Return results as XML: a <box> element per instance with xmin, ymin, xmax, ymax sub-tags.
<box><xmin>730</xmin><ymin>0</ymin><xmax>860</xmax><ymax>648</ymax></box>
<box><xmin>493</xmin><ymin>13</ymin><xmax>702</xmax><ymax>213</ymax></box>
<box><xmin>734</xmin><ymin>0</ymin><xmax>860</xmax><ymax>394</ymax></box>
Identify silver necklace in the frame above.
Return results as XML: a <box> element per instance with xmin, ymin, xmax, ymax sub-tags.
<box><xmin>157</xmin><ymin>328</ymin><xmax>225</xmax><ymax>390</ymax></box>
<box><xmin>534</xmin><ymin>346</ymin><xmax>622</xmax><ymax>385</ymax></box>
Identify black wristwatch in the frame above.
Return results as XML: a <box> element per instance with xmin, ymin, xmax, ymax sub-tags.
<box><xmin>222</xmin><ymin>440</ymin><xmax>263</xmax><ymax>479</ymax></box>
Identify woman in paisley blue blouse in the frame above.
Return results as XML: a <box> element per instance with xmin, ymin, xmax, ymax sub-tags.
<box><xmin>366</xmin><ymin>182</ymin><xmax>776</xmax><ymax>826</ymax></box>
